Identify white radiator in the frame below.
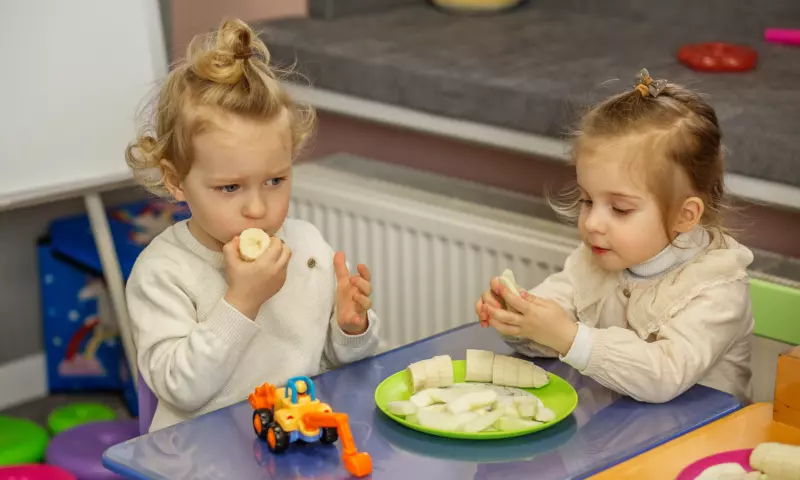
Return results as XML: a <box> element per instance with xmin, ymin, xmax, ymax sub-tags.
<box><xmin>290</xmin><ymin>162</ymin><xmax>579</xmax><ymax>351</ymax></box>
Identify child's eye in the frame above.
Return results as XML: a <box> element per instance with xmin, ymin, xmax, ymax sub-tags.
<box><xmin>216</xmin><ymin>184</ymin><xmax>239</xmax><ymax>193</ymax></box>
<box><xmin>613</xmin><ymin>207</ymin><xmax>632</xmax><ymax>215</ymax></box>
<box><xmin>579</xmin><ymin>199</ymin><xmax>593</xmax><ymax>208</ymax></box>
<box><xmin>266</xmin><ymin>177</ymin><xmax>286</xmax><ymax>187</ymax></box>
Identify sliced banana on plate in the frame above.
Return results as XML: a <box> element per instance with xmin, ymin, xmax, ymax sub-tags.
<box><xmin>406</xmin><ymin>355</ymin><xmax>455</xmax><ymax>393</ymax></box>
<box><xmin>391</xmin><ymin>349</ymin><xmax>557</xmax><ymax>435</ymax></box>
<box><xmin>465</xmin><ymin>349</ymin><xmax>494</xmax><ymax>383</ymax></box>
<box><xmin>467</xmin><ymin>349</ymin><xmax>549</xmax><ymax>388</ymax></box>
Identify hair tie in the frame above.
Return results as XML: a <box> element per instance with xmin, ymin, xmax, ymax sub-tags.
<box><xmin>634</xmin><ymin>68</ymin><xmax>667</xmax><ymax>97</ymax></box>
<box><xmin>233</xmin><ymin>47</ymin><xmax>253</xmax><ymax>60</ymax></box>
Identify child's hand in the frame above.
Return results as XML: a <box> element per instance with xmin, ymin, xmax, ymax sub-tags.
<box><xmin>484</xmin><ymin>283</ymin><xmax>578</xmax><ymax>356</ymax></box>
<box><xmin>334</xmin><ymin>252</ymin><xmax>372</xmax><ymax>335</ymax></box>
<box><xmin>475</xmin><ymin>277</ymin><xmax>505</xmax><ymax>327</ymax></box>
<box><xmin>222</xmin><ymin>235</ymin><xmax>292</xmax><ymax>320</ymax></box>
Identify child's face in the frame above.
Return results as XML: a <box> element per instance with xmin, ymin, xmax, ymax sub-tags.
<box><xmin>175</xmin><ymin>109</ymin><xmax>293</xmax><ymax>251</ymax></box>
<box><xmin>575</xmin><ymin>139</ymin><xmax>673</xmax><ymax>272</ymax></box>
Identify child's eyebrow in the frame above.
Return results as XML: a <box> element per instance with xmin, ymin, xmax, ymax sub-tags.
<box><xmin>210</xmin><ymin>167</ymin><xmax>290</xmax><ymax>183</ymax></box>
<box><xmin>610</xmin><ymin>192</ymin><xmax>643</xmax><ymax>201</ymax></box>
<box><xmin>266</xmin><ymin>167</ymin><xmax>291</xmax><ymax>177</ymax></box>
<box><xmin>210</xmin><ymin>175</ymin><xmax>245</xmax><ymax>184</ymax></box>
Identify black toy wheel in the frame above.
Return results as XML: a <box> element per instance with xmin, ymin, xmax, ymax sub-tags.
<box><xmin>252</xmin><ymin>409</ymin><xmax>273</xmax><ymax>440</ymax></box>
<box><xmin>267</xmin><ymin>424</ymin><xmax>290</xmax><ymax>453</ymax></box>
<box><xmin>320</xmin><ymin>427</ymin><xmax>338</xmax><ymax>444</ymax></box>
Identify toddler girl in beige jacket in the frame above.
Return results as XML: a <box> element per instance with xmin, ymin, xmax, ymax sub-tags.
<box><xmin>476</xmin><ymin>69</ymin><xmax>753</xmax><ymax>404</ymax></box>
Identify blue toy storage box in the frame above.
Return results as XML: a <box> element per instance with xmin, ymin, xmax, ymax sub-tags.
<box><xmin>38</xmin><ymin>199</ymin><xmax>190</xmax><ymax>414</ymax></box>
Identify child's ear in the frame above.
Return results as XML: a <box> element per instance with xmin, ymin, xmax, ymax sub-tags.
<box><xmin>160</xmin><ymin>159</ymin><xmax>185</xmax><ymax>202</ymax></box>
<box><xmin>673</xmin><ymin>196</ymin><xmax>705</xmax><ymax>233</ymax></box>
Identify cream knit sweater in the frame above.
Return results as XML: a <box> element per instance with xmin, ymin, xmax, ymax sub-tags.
<box><xmin>126</xmin><ymin>219</ymin><xmax>381</xmax><ymax>432</ymax></box>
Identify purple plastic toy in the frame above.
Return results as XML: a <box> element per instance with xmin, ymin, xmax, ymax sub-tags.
<box><xmin>0</xmin><ymin>464</ymin><xmax>77</xmax><ymax>480</ymax></box>
<box><xmin>46</xmin><ymin>420</ymin><xmax>139</xmax><ymax>480</ymax></box>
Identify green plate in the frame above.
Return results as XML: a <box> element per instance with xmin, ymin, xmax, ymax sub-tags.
<box><xmin>375</xmin><ymin>359</ymin><xmax>578</xmax><ymax>440</ymax></box>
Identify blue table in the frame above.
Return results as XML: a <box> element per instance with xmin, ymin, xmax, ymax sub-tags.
<box><xmin>103</xmin><ymin>324</ymin><xmax>741</xmax><ymax>479</ymax></box>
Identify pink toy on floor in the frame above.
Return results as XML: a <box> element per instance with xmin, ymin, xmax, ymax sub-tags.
<box><xmin>764</xmin><ymin>28</ymin><xmax>800</xmax><ymax>46</ymax></box>
<box><xmin>0</xmin><ymin>464</ymin><xmax>77</xmax><ymax>480</ymax></box>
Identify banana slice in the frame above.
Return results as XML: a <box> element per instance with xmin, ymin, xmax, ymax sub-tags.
<box><xmin>750</xmin><ymin>442</ymin><xmax>800</xmax><ymax>478</ymax></box>
<box><xmin>534</xmin><ymin>406</ymin><xmax>556</xmax><ymax>423</ymax></box>
<box><xmin>499</xmin><ymin>269</ymin><xmax>525</xmax><ymax>313</ymax></box>
<box><xmin>388</xmin><ymin>401</ymin><xmax>418</xmax><ymax>416</ymax></box>
<box><xmin>492</xmin><ymin>354</ymin><xmax>506</xmax><ymax>386</ymax></box>
<box><xmin>465</xmin><ymin>349</ymin><xmax>495</xmax><ymax>382</ymax></box>
<box><xmin>423</xmin><ymin>359</ymin><xmax>442</xmax><ymax>389</ymax></box>
<box><xmin>461</xmin><ymin>410</ymin><xmax>502</xmax><ymax>433</ymax></box>
<box><xmin>447</xmin><ymin>389</ymin><xmax>498</xmax><ymax>415</ymax></box>
<box><xmin>409</xmin><ymin>390</ymin><xmax>438</xmax><ymax>408</ymax></box>
<box><xmin>407</xmin><ymin>361</ymin><xmax>427</xmax><ymax>393</ymax></box>
<box><xmin>500</xmin><ymin>269</ymin><xmax>521</xmax><ymax>296</ymax></box>
<box><xmin>406</xmin><ymin>355</ymin><xmax>454</xmax><ymax>392</ymax></box>
<box><xmin>493</xmin><ymin>416</ymin><xmax>543</xmax><ymax>432</ymax></box>
<box><xmin>434</xmin><ymin>355</ymin><xmax>454</xmax><ymax>387</ymax></box>
<box><xmin>491</xmin><ymin>354</ymin><xmax>550</xmax><ymax>388</ymax></box>
<box><xmin>694</xmin><ymin>463</ymin><xmax>747</xmax><ymax>480</ymax></box>
<box><xmin>238</xmin><ymin>228</ymin><xmax>271</xmax><ymax>261</ymax></box>
<box><xmin>517</xmin><ymin>401</ymin><xmax>537</xmax><ymax>419</ymax></box>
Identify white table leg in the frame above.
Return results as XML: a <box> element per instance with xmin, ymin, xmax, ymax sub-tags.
<box><xmin>84</xmin><ymin>192</ymin><xmax>138</xmax><ymax>389</ymax></box>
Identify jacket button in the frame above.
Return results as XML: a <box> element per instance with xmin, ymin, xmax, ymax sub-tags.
<box><xmin>307</xmin><ymin>257</ymin><xmax>316</xmax><ymax>268</ymax></box>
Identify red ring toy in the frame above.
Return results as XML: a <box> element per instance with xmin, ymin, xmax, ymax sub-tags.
<box><xmin>677</xmin><ymin>42</ymin><xmax>758</xmax><ymax>72</ymax></box>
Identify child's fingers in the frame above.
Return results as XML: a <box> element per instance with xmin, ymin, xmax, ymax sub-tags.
<box><xmin>477</xmin><ymin>302</ymin><xmax>490</xmax><ymax>328</ymax></box>
<box><xmin>333</xmin><ymin>251</ymin><xmax>350</xmax><ymax>282</ymax></box>
<box><xmin>349</xmin><ymin>276</ymin><xmax>372</xmax><ymax>296</ymax></box>
<box><xmin>499</xmin><ymin>287</ymin><xmax>530</xmax><ymax>313</ymax></box>
<box><xmin>519</xmin><ymin>290</ymin><xmax>537</xmax><ymax>303</ymax></box>
<box><xmin>222</xmin><ymin>236</ymin><xmax>241</xmax><ymax>264</ymax></box>
<box><xmin>341</xmin><ymin>314</ymin><xmax>366</xmax><ymax>331</ymax></box>
<box><xmin>274</xmin><ymin>241</ymin><xmax>293</xmax><ymax>269</ymax></box>
<box><xmin>481</xmin><ymin>290</ymin><xmax>502</xmax><ymax>309</ymax></box>
<box><xmin>486</xmin><ymin>304</ymin><xmax>520</xmax><ymax>325</ymax></box>
<box><xmin>357</xmin><ymin>264</ymin><xmax>371</xmax><ymax>282</ymax></box>
<box><xmin>353</xmin><ymin>292</ymin><xmax>372</xmax><ymax>312</ymax></box>
<box><xmin>489</xmin><ymin>317</ymin><xmax>521</xmax><ymax>336</ymax></box>
<box><xmin>260</xmin><ymin>234</ymin><xmax>284</xmax><ymax>262</ymax></box>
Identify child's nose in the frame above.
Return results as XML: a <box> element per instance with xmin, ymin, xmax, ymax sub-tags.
<box><xmin>243</xmin><ymin>194</ymin><xmax>266</xmax><ymax>219</ymax></box>
<box><xmin>584</xmin><ymin>210</ymin><xmax>605</xmax><ymax>233</ymax></box>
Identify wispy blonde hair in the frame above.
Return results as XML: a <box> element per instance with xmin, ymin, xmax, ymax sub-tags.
<box><xmin>549</xmin><ymin>81</ymin><xmax>730</xmax><ymax>236</ymax></box>
<box><xmin>125</xmin><ymin>18</ymin><xmax>316</xmax><ymax>197</ymax></box>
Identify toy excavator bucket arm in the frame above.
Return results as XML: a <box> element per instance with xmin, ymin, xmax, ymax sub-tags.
<box><xmin>248</xmin><ymin>383</ymin><xmax>277</xmax><ymax>411</ymax></box>
<box><xmin>301</xmin><ymin>412</ymin><xmax>372</xmax><ymax>477</ymax></box>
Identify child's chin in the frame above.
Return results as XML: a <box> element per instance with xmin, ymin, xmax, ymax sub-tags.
<box><xmin>591</xmin><ymin>255</ymin><xmax>627</xmax><ymax>273</ymax></box>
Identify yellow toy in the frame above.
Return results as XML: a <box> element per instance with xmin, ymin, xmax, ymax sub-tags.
<box><xmin>248</xmin><ymin>376</ymin><xmax>372</xmax><ymax>478</ymax></box>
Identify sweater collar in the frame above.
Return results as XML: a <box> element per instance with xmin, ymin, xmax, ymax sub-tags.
<box><xmin>626</xmin><ymin>226</ymin><xmax>710</xmax><ymax>281</ymax></box>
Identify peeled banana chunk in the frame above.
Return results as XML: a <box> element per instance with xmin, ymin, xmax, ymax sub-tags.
<box><xmin>238</xmin><ymin>228</ymin><xmax>271</xmax><ymax>261</ymax></box>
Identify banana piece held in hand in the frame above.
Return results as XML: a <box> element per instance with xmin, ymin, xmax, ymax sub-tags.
<box><xmin>499</xmin><ymin>269</ymin><xmax>526</xmax><ymax>313</ymax></box>
<box><xmin>238</xmin><ymin>228</ymin><xmax>271</xmax><ymax>261</ymax></box>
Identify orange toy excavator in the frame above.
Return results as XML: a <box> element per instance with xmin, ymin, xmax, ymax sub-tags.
<box><xmin>248</xmin><ymin>376</ymin><xmax>372</xmax><ymax>478</ymax></box>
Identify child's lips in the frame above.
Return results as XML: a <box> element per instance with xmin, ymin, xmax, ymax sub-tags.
<box><xmin>591</xmin><ymin>245</ymin><xmax>610</xmax><ymax>255</ymax></box>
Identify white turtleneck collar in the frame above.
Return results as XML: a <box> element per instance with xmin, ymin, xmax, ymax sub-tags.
<box><xmin>626</xmin><ymin>226</ymin><xmax>710</xmax><ymax>281</ymax></box>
